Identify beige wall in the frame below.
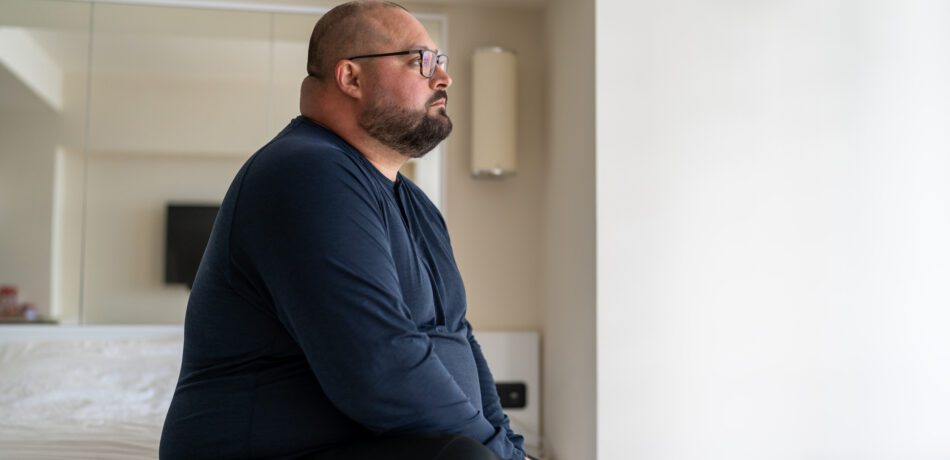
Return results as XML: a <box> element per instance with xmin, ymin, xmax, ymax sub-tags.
<box><xmin>417</xmin><ymin>3</ymin><xmax>547</xmax><ymax>333</ymax></box>
<box><xmin>82</xmin><ymin>153</ymin><xmax>245</xmax><ymax>324</ymax></box>
<box><xmin>0</xmin><ymin>107</ymin><xmax>57</xmax><ymax>318</ymax></box>
<box><xmin>542</xmin><ymin>0</ymin><xmax>597</xmax><ymax>459</ymax></box>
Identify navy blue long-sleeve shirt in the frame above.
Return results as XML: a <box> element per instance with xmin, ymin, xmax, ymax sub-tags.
<box><xmin>159</xmin><ymin>116</ymin><xmax>525</xmax><ymax>460</ymax></box>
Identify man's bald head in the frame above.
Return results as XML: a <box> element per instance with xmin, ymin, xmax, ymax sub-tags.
<box><xmin>306</xmin><ymin>1</ymin><xmax>409</xmax><ymax>82</ymax></box>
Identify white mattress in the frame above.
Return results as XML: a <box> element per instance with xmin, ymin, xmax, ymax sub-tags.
<box><xmin>0</xmin><ymin>326</ymin><xmax>183</xmax><ymax>460</ymax></box>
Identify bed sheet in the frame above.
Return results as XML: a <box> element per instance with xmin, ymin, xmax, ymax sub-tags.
<box><xmin>0</xmin><ymin>334</ymin><xmax>182</xmax><ymax>460</ymax></box>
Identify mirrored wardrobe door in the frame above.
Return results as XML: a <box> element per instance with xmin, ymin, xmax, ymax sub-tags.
<box><xmin>82</xmin><ymin>3</ymin><xmax>271</xmax><ymax>324</ymax></box>
<box><xmin>0</xmin><ymin>0</ymin><xmax>92</xmax><ymax>325</ymax></box>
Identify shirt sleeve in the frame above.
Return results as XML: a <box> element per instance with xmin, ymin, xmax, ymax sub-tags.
<box><xmin>465</xmin><ymin>319</ymin><xmax>527</xmax><ymax>458</ymax></box>
<box><xmin>232</xmin><ymin>150</ymin><xmax>520</xmax><ymax>459</ymax></box>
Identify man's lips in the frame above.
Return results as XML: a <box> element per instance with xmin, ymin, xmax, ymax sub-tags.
<box><xmin>428</xmin><ymin>91</ymin><xmax>448</xmax><ymax>108</ymax></box>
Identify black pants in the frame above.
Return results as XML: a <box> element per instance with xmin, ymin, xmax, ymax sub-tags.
<box><xmin>302</xmin><ymin>434</ymin><xmax>503</xmax><ymax>460</ymax></box>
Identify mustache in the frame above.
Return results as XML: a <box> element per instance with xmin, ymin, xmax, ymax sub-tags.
<box><xmin>428</xmin><ymin>91</ymin><xmax>448</xmax><ymax>106</ymax></box>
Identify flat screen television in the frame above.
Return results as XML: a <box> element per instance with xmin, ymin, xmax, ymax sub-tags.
<box><xmin>165</xmin><ymin>204</ymin><xmax>220</xmax><ymax>289</ymax></box>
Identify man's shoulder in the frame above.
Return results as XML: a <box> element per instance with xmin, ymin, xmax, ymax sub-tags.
<box><xmin>232</xmin><ymin>123</ymin><xmax>384</xmax><ymax>219</ymax></box>
<box><xmin>263</xmin><ymin>118</ymin><xmax>352</xmax><ymax>163</ymax></box>
<box><xmin>249</xmin><ymin>117</ymin><xmax>367</xmax><ymax>182</ymax></box>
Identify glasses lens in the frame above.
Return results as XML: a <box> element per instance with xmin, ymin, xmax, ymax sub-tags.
<box><xmin>436</xmin><ymin>55</ymin><xmax>448</xmax><ymax>72</ymax></box>
<box><xmin>421</xmin><ymin>50</ymin><xmax>434</xmax><ymax>77</ymax></box>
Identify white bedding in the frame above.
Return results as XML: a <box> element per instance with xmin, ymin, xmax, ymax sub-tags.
<box><xmin>0</xmin><ymin>326</ymin><xmax>541</xmax><ymax>459</ymax></box>
<box><xmin>0</xmin><ymin>328</ymin><xmax>183</xmax><ymax>460</ymax></box>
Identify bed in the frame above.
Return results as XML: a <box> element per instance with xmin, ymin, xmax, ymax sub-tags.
<box><xmin>0</xmin><ymin>325</ymin><xmax>540</xmax><ymax>459</ymax></box>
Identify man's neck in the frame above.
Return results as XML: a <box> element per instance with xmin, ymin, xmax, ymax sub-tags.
<box><xmin>348</xmin><ymin>132</ymin><xmax>409</xmax><ymax>183</ymax></box>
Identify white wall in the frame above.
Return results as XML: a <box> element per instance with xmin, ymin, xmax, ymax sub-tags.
<box><xmin>597</xmin><ymin>1</ymin><xmax>950</xmax><ymax>458</ymax></box>
<box><xmin>51</xmin><ymin>144</ymin><xmax>84</xmax><ymax>323</ymax></box>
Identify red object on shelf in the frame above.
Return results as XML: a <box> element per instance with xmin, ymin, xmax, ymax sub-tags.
<box><xmin>1</xmin><ymin>285</ymin><xmax>20</xmax><ymax>316</ymax></box>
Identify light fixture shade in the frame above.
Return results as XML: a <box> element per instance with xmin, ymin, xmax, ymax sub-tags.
<box><xmin>471</xmin><ymin>47</ymin><xmax>517</xmax><ymax>177</ymax></box>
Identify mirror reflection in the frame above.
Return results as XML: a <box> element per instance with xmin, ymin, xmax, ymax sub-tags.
<box><xmin>0</xmin><ymin>1</ymin><xmax>446</xmax><ymax>325</ymax></box>
<box><xmin>0</xmin><ymin>0</ymin><xmax>91</xmax><ymax>325</ymax></box>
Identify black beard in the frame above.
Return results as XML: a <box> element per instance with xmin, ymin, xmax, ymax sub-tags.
<box><xmin>359</xmin><ymin>92</ymin><xmax>453</xmax><ymax>158</ymax></box>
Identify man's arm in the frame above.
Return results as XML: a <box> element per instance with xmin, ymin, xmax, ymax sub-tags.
<box><xmin>233</xmin><ymin>149</ymin><xmax>521</xmax><ymax>460</ymax></box>
<box><xmin>465</xmin><ymin>320</ymin><xmax>527</xmax><ymax>458</ymax></box>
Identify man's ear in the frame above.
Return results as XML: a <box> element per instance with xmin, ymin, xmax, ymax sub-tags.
<box><xmin>335</xmin><ymin>60</ymin><xmax>363</xmax><ymax>99</ymax></box>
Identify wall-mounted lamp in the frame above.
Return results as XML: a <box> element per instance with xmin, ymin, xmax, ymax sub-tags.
<box><xmin>471</xmin><ymin>47</ymin><xmax>517</xmax><ymax>178</ymax></box>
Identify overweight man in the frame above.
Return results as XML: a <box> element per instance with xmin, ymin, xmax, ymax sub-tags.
<box><xmin>159</xmin><ymin>2</ymin><xmax>528</xmax><ymax>459</ymax></box>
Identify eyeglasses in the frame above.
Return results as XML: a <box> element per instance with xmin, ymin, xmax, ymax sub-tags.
<box><xmin>347</xmin><ymin>49</ymin><xmax>449</xmax><ymax>79</ymax></box>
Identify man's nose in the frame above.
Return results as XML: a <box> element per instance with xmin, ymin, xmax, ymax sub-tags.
<box><xmin>430</xmin><ymin>65</ymin><xmax>452</xmax><ymax>90</ymax></box>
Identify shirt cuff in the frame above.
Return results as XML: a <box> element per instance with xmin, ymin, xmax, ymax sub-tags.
<box><xmin>482</xmin><ymin>425</ymin><xmax>525</xmax><ymax>460</ymax></box>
